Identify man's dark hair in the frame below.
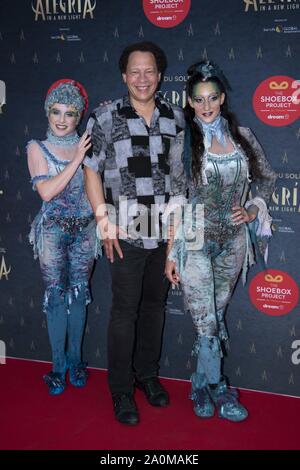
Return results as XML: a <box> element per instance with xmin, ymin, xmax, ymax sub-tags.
<box><xmin>119</xmin><ymin>41</ymin><xmax>167</xmax><ymax>75</ymax></box>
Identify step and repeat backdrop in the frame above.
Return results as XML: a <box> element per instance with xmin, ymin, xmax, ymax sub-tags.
<box><xmin>0</xmin><ymin>0</ymin><xmax>299</xmax><ymax>396</ymax></box>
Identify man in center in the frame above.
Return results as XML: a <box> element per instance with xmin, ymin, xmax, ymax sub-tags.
<box><xmin>84</xmin><ymin>41</ymin><xmax>185</xmax><ymax>425</ymax></box>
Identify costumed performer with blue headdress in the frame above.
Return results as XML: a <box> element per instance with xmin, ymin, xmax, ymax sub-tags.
<box><xmin>27</xmin><ymin>79</ymin><xmax>99</xmax><ymax>395</ymax></box>
<box><xmin>165</xmin><ymin>61</ymin><xmax>276</xmax><ymax>421</ymax></box>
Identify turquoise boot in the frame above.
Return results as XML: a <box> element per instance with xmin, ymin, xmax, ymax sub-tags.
<box><xmin>208</xmin><ymin>377</ymin><xmax>248</xmax><ymax>422</ymax></box>
<box><xmin>69</xmin><ymin>361</ymin><xmax>88</xmax><ymax>387</ymax></box>
<box><xmin>43</xmin><ymin>371</ymin><xmax>66</xmax><ymax>396</ymax></box>
<box><xmin>190</xmin><ymin>373</ymin><xmax>215</xmax><ymax>418</ymax></box>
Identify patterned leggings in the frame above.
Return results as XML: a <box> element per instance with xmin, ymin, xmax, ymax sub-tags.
<box><xmin>181</xmin><ymin>228</ymin><xmax>247</xmax><ymax>383</ymax></box>
<box><xmin>38</xmin><ymin>219</ymin><xmax>96</xmax><ymax>373</ymax></box>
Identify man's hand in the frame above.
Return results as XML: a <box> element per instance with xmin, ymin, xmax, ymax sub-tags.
<box><xmin>98</xmin><ymin>216</ymin><xmax>124</xmax><ymax>263</ymax></box>
<box><xmin>104</xmin><ymin>237</ymin><xmax>123</xmax><ymax>263</ymax></box>
<box><xmin>165</xmin><ymin>259</ymin><xmax>180</xmax><ymax>286</ymax></box>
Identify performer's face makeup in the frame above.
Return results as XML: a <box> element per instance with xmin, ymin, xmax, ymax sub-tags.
<box><xmin>122</xmin><ymin>51</ymin><xmax>161</xmax><ymax>106</ymax></box>
<box><xmin>188</xmin><ymin>81</ymin><xmax>225</xmax><ymax>124</ymax></box>
<box><xmin>48</xmin><ymin>103</ymin><xmax>78</xmax><ymax>137</ymax></box>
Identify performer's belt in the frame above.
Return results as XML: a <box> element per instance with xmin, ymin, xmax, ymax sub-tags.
<box><xmin>48</xmin><ymin>215</ymin><xmax>94</xmax><ymax>233</ymax></box>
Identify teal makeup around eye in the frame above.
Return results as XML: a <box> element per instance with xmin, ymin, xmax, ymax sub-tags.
<box><xmin>192</xmin><ymin>94</ymin><xmax>219</xmax><ymax>104</ymax></box>
<box><xmin>66</xmin><ymin>112</ymin><xmax>78</xmax><ymax>118</ymax></box>
<box><xmin>49</xmin><ymin>109</ymin><xmax>77</xmax><ymax>118</ymax></box>
<box><xmin>193</xmin><ymin>97</ymin><xmax>204</xmax><ymax>104</ymax></box>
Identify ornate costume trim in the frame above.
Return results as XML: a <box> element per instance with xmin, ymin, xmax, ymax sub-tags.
<box><xmin>46</xmin><ymin>128</ymin><xmax>80</xmax><ymax>147</ymax></box>
<box><xmin>31</xmin><ymin>174</ymin><xmax>52</xmax><ymax>190</ymax></box>
<box><xmin>246</xmin><ymin>196</ymin><xmax>272</xmax><ymax>265</ymax></box>
<box><xmin>194</xmin><ymin>114</ymin><xmax>227</xmax><ymax>151</ymax></box>
<box><xmin>47</xmin><ymin>215</ymin><xmax>94</xmax><ymax>234</ymax></box>
<box><xmin>242</xmin><ymin>224</ymin><xmax>255</xmax><ymax>285</ymax></box>
<box><xmin>42</xmin><ymin>282</ymin><xmax>92</xmax><ymax>315</ymax></box>
<box><xmin>37</xmin><ymin>140</ymin><xmax>70</xmax><ymax>166</ymax></box>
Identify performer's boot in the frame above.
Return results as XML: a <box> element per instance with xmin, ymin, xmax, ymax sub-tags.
<box><xmin>190</xmin><ymin>372</ymin><xmax>215</xmax><ymax>418</ymax></box>
<box><xmin>43</xmin><ymin>371</ymin><xmax>66</xmax><ymax>395</ymax></box>
<box><xmin>208</xmin><ymin>376</ymin><xmax>248</xmax><ymax>422</ymax></box>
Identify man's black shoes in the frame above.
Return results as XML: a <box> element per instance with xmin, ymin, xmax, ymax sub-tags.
<box><xmin>112</xmin><ymin>393</ymin><xmax>139</xmax><ymax>425</ymax></box>
<box><xmin>135</xmin><ymin>377</ymin><xmax>169</xmax><ymax>407</ymax></box>
<box><xmin>112</xmin><ymin>378</ymin><xmax>169</xmax><ymax>424</ymax></box>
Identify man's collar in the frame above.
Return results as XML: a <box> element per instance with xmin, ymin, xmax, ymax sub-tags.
<box><xmin>119</xmin><ymin>92</ymin><xmax>171</xmax><ymax>112</ymax></box>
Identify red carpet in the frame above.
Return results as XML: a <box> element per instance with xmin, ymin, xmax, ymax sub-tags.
<box><xmin>1</xmin><ymin>358</ymin><xmax>299</xmax><ymax>450</ymax></box>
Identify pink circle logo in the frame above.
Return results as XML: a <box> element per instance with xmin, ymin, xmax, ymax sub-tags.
<box><xmin>253</xmin><ymin>75</ymin><xmax>300</xmax><ymax>127</ymax></box>
<box><xmin>143</xmin><ymin>0</ymin><xmax>191</xmax><ymax>28</ymax></box>
<box><xmin>249</xmin><ymin>269</ymin><xmax>299</xmax><ymax>316</ymax></box>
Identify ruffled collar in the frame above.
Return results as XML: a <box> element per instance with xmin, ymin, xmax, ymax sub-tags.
<box><xmin>46</xmin><ymin>128</ymin><xmax>80</xmax><ymax>146</ymax></box>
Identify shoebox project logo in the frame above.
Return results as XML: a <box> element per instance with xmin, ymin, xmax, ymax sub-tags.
<box><xmin>143</xmin><ymin>0</ymin><xmax>191</xmax><ymax>28</ymax></box>
<box><xmin>253</xmin><ymin>75</ymin><xmax>300</xmax><ymax>126</ymax></box>
<box><xmin>249</xmin><ymin>269</ymin><xmax>299</xmax><ymax>316</ymax></box>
